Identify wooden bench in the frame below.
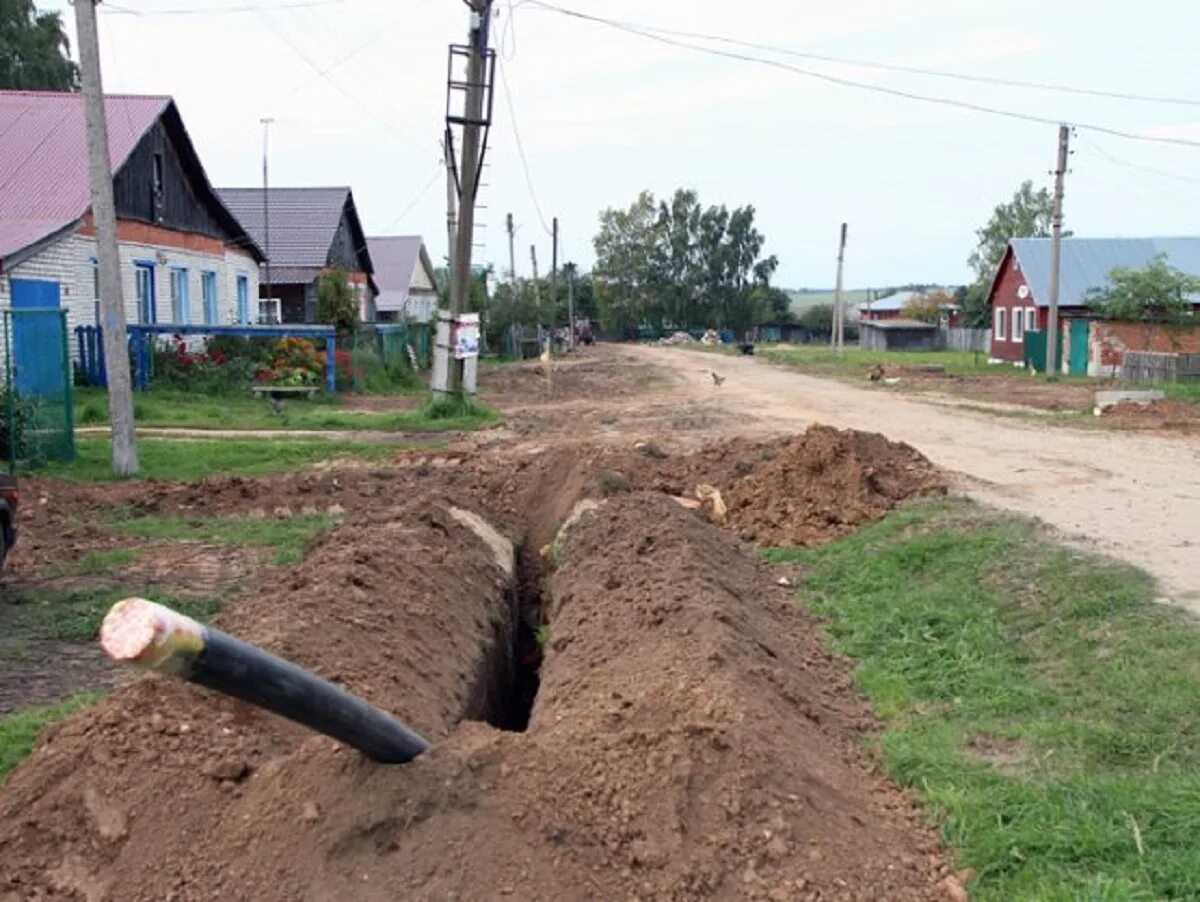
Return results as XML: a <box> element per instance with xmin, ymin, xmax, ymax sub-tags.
<box><xmin>251</xmin><ymin>385</ymin><xmax>320</xmax><ymax>402</ymax></box>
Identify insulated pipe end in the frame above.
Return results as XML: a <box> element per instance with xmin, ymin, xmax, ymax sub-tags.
<box><xmin>100</xmin><ymin>598</ymin><xmax>205</xmax><ymax>673</ymax></box>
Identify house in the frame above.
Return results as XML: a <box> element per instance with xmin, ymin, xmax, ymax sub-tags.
<box><xmin>859</xmin><ymin>288</ymin><xmax>962</xmax><ymax>325</ymax></box>
<box><xmin>367</xmin><ymin>235</ymin><xmax>438</xmax><ymax>323</ymax></box>
<box><xmin>0</xmin><ymin>90</ymin><xmax>264</xmax><ymax>344</ymax></box>
<box><xmin>986</xmin><ymin>236</ymin><xmax>1200</xmax><ymax>368</ymax></box>
<box><xmin>217</xmin><ymin>187</ymin><xmax>376</xmax><ymax>325</ymax></box>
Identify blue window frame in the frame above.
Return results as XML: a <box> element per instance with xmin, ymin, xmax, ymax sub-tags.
<box><xmin>202</xmin><ymin>271</ymin><xmax>218</xmax><ymax>324</ymax></box>
<box><xmin>134</xmin><ymin>261</ymin><xmax>156</xmax><ymax>324</ymax></box>
<box><xmin>236</xmin><ymin>275</ymin><xmax>250</xmax><ymax>324</ymax></box>
<box><xmin>169</xmin><ymin>267</ymin><xmax>189</xmax><ymax>323</ymax></box>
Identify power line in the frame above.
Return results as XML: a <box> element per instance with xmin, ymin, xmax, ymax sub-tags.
<box><xmin>103</xmin><ymin>0</ymin><xmax>345</xmax><ymax>16</ymax></box>
<box><xmin>496</xmin><ymin>54</ymin><xmax>553</xmax><ymax>236</ymax></box>
<box><xmin>531</xmin><ymin>9</ymin><xmax>1200</xmax><ymax>109</ymax></box>
<box><xmin>523</xmin><ymin>1</ymin><xmax>1200</xmax><ymax>150</ymax></box>
<box><xmin>379</xmin><ymin>166</ymin><xmax>445</xmax><ymax>232</ymax></box>
<box><xmin>1077</xmin><ymin>134</ymin><xmax>1200</xmax><ymax>186</ymax></box>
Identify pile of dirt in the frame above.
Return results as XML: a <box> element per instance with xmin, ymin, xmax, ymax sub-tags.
<box><xmin>725</xmin><ymin>425</ymin><xmax>946</xmax><ymax>547</ymax></box>
<box><xmin>1</xmin><ymin>492</ymin><xmax>952</xmax><ymax>900</ymax></box>
<box><xmin>0</xmin><ymin>497</ymin><xmax>515</xmax><ymax>900</ymax></box>
<box><xmin>1100</xmin><ymin>398</ymin><xmax>1200</xmax><ymax>431</ymax></box>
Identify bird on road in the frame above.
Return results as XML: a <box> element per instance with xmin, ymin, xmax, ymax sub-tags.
<box><xmin>711</xmin><ymin>372</ymin><xmax>726</xmax><ymax>387</ymax></box>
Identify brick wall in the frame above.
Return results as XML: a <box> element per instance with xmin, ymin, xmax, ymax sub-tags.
<box><xmin>1088</xmin><ymin>320</ymin><xmax>1200</xmax><ymax>375</ymax></box>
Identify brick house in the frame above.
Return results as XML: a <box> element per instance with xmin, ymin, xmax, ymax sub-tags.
<box><xmin>0</xmin><ymin>91</ymin><xmax>264</xmax><ymax>340</ymax></box>
<box><xmin>986</xmin><ymin>236</ymin><xmax>1200</xmax><ymax>370</ymax></box>
<box><xmin>217</xmin><ymin>187</ymin><xmax>376</xmax><ymax>325</ymax></box>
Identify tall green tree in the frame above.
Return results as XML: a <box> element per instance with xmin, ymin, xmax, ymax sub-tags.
<box><xmin>0</xmin><ymin>0</ymin><xmax>78</xmax><ymax>90</ymax></box>
<box><xmin>592</xmin><ymin>190</ymin><xmax>664</xmax><ymax>332</ymax></box>
<box><xmin>967</xmin><ymin>180</ymin><xmax>1055</xmax><ymax>285</ymax></box>
<box><xmin>1088</xmin><ymin>254</ymin><xmax>1199</xmax><ymax>328</ymax></box>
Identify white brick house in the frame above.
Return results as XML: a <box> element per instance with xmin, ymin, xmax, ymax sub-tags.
<box><xmin>0</xmin><ymin>91</ymin><xmax>264</xmax><ymax>366</ymax></box>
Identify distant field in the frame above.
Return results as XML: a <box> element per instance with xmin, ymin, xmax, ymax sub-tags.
<box><xmin>787</xmin><ymin>289</ymin><xmax>871</xmax><ymax>316</ymax></box>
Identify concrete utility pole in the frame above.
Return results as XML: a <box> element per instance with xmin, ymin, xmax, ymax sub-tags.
<box><xmin>567</xmin><ymin>267</ymin><xmax>576</xmax><ymax>350</ymax></box>
<box><xmin>445</xmin><ymin>138</ymin><xmax>458</xmax><ymax>282</ymax></box>
<box><xmin>1045</xmin><ymin>124</ymin><xmax>1070</xmax><ymax>378</ymax></box>
<box><xmin>444</xmin><ymin>0</ymin><xmax>493</xmax><ymax>395</ymax></box>
<box><xmin>260</xmin><ymin>117</ymin><xmax>274</xmax><ymax>315</ymax></box>
<box><xmin>74</xmin><ymin>0</ymin><xmax>138</xmax><ymax>476</ymax></box>
<box><xmin>529</xmin><ymin>244</ymin><xmax>541</xmax><ymax>307</ymax></box>
<box><xmin>831</xmin><ymin>223</ymin><xmax>848</xmax><ymax>354</ymax></box>
<box><xmin>551</xmin><ymin>216</ymin><xmax>559</xmax><ymax>316</ymax></box>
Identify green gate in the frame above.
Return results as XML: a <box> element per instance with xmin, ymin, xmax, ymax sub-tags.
<box><xmin>1068</xmin><ymin>319</ymin><xmax>1089</xmax><ymax>375</ymax></box>
<box><xmin>3</xmin><ymin>308</ymin><xmax>75</xmax><ymax>470</ymax></box>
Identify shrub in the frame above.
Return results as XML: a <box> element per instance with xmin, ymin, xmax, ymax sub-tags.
<box><xmin>257</xmin><ymin>337</ymin><xmax>322</xmax><ymax>387</ymax></box>
<box><xmin>317</xmin><ymin>269</ymin><xmax>358</xmax><ymax>333</ymax></box>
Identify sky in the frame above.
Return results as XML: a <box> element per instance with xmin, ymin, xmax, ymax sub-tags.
<box><xmin>39</xmin><ymin>0</ymin><xmax>1200</xmax><ymax>289</ymax></box>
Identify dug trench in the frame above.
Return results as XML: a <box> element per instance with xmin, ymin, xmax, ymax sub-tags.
<box><xmin>0</xmin><ymin>427</ymin><xmax>956</xmax><ymax>900</ymax></box>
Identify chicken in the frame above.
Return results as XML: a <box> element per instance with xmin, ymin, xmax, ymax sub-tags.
<box><xmin>868</xmin><ymin>364</ymin><xmax>885</xmax><ymax>383</ymax></box>
<box><xmin>711</xmin><ymin>372</ymin><xmax>726</xmax><ymax>387</ymax></box>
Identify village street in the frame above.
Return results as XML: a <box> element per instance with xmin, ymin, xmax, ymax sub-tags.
<box><xmin>623</xmin><ymin>345</ymin><xmax>1200</xmax><ymax>612</ymax></box>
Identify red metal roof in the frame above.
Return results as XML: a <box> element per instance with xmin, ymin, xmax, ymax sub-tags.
<box><xmin>0</xmin><ymin>90</ymin><xmax>170</xmax><ymax>264</ymax></box>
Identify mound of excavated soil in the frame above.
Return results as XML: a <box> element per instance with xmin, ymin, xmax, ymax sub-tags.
<box><xmin>0</xmin><ymin>490</ymin><xmax>953</xmax><ymax>901</ymax></box>
<box><xmin>724</xmin><ymin>425</ymin><xmax>946</xmax><ymax>547</ymax></box>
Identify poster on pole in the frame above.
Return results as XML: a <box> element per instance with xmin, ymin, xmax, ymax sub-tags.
<box><xmin>454</xmin><ymin>313</ymin><xmax>481</xmax><ymax>360</ymax></box>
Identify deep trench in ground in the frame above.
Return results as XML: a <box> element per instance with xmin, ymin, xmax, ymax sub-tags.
<box><xmin>469</xmin><ymin>540</ymin><xmax>547</xmax><ymax>733</ymax></box>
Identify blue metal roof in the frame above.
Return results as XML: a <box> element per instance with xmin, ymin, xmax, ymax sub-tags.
<box><xmin>1010</xmin><ymin>236</ymin><xmax>1200</xmax><ymax>307</ymax></box>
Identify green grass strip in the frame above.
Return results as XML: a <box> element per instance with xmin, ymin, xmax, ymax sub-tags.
<box><xmin>0</xmin><ymin>693</ymin><xmax>103</xmax><ymax>784</ymax></box>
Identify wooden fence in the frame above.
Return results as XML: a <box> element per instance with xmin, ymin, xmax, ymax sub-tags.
<box><xmin>939</xmin><ymin>327</ymin><xmax>991</xmax><ymax>353</ymax></box>
<box><xmin>1122</xmin><ymin>350</ymin><xmax>1200</xmax><ymax>383</ymax></box>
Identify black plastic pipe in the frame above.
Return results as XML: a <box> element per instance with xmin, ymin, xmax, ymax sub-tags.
<box><xmin>100</xmin><ymin>598</ymin><xmax>430</xmax><ymax>764</ymax></box>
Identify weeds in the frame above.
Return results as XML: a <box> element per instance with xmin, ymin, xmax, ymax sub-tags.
<box><xmin>0</xmin><ymin>693</ymin><xmax>103</xmax><ymax>783</ymax></box>
<box><xmin>107</xmin><ymin>512</ymin><xmax>340</xmax><ymax>565</ymax></box>
<box><xmin>5</xmin><ymin>586</ymin><xmax>220</xmax><ymax>641</ymax></box>
<box><xmin>765</xmin><ymin>499</ymin><xmax>1200</xmax><ymax>899</ymax></box>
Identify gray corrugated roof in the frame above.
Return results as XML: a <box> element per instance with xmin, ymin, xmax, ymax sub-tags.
<box><xmin>368</xmin><ymin>235</ymin><xmax>427</xmax><ymax>310</ymax></box>
<box><xmin>217</xmin><ymin>187</ymin><xmax>350</xmax><ymax>269</ymax></box>
<box><xmin>1010</xmin><ymin>236</ymin><xmax>1200</xmax><ymax>307</ymax></box>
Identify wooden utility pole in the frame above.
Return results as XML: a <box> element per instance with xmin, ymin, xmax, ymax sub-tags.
<box><xmin>530</xmin><ymin>244</ymin><xmax>541</xmax><ymax>306</ymax></box>
<box><xmin>831</xmin><ymin>223</ymin><xmax>848</xmax><ymax>354</ymax></box>
<box><xmin>506</xmin><ymin>212</ymin><xmax>517</xmax><ymax>283</ymax></box>
<box><xmin>567</xmin><ymin>267</ymin><xmax>576</xmax><ymax>350</ymax></box>
<box><xmin>74</xmin><ymin>0</ymin><xmax>138</xmax><ymax>476</ymax></box>
<box><xmin>444</xmin><ymin>1</ymin><xmax>493</xmax><ymax>395</ymax></box>
<box><xmin>551</xmin><ymin>216</ymin><xmax>559</xmax><ymax>316</ymax></box>
<box><xmin>444</xmin><ymin>138</ymin><xmax>458</xmax><ymax>281</ymax></box>
<box><xmin>1045</xmin><ymin>124</ymin><xmax>1070</xmax><ymax>378</ymax></box>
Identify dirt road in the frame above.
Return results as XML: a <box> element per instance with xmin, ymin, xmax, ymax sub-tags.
<box><xmin>626</xmin><ymin>345</ymin><xmax>1200</xmax><ymax>612</ymax></box>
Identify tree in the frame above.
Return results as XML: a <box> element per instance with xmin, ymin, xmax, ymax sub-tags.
<box><xmin>0</xmin><ymin>1</ymin><xmax>78</xmax><ymax>90</ymax></box>
<box><xmin>317</xmin><ymin>268</ymin><xmax>358</xmax><ymax>332</ymax></box>
<box><xmin>799</xmin><ymin>303</ymin><xmax>833</xmax><ymax>338</ymax></box>
<box><xmin>592</xmin><ymin>190</ymin><xmax>664</xmax><ymax>332</ymax></box>
<box><xmin>967</xmin><ymin>180</ymin><xmax>1054</xmax><ymax>285</ymax></box>
<box><xmin>1088</xmin><ymin>254</ymin><xmax>1199</xmax><ymax>351</ymax></box>
<box><xmin>902</xmin><ymin>289</ymin><xmax>955</xmax><ymax>324</ymax></box>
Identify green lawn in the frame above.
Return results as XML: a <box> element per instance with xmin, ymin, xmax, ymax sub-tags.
<box><xmin>38</xmin><ymin>437</ymin><xmax>403</xmax><ymax>482</ymax></box>
<box><xmin>1</xmin><ymin>693</ymin><xmax>103</xmax><ymax>783</ymax></box>
<box><xmin>760</xmin><ymin>346</ymin><xmax>1001</xmax><ymax>377</ymax></box>
<box><xmin>1163</xmin><ymin>381</ymin><xmax>1200</xmax><ymax>404</ymax></box>
<box><xmin>765</xmin><ymin>500</ymin><xmax>1200</xmax><ymax>900</ymax></box>
<box><xmin>74</xmin><ymin>388</ymin><xmax>499</xmax><ymax>434</ymax></box>
<box><xmin>5</xmin><ymin>585</ymin><xmax>220</xmax><ymax>642</ymax></box>
<box><xmin>108</xmin><ymin>511</ymin><xmax>340</xmax><ymax>565</ymax></box>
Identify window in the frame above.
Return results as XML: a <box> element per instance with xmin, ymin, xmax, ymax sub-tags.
<box><xmin>994</xmin><ymin>307</ymin><xmax>1006</xmax><ymax>341</ymax></box>
<box><xmin>170</xmin><ymin>267</ymin><xmax>189</xmax><ymax>323</ymax></box>
<box><xmin>152</xmin><ymin>152</ymin><xmax>164</xmax><ymax>221</ymax></box>
<box><xmin>201</xmin><ymin>271</ymin><xmax>218</xmax><ymax>324</ymax></box>
<box><xmin>1012</xmin><ymin>305</ymin><xmax>1025</xmax><ymax>342</ymax></box>
<box><xmin>236</xmin><ymin>275</ymin><xmax>250</xmax><ymax>324</ymax></box>
<box><xmin>1026</xmin><ymin>306</ymin><xmax>1038</xmax><ymax>333</ymax></box>
<box><xmin>258</xmin><ymin>298</ymin><xmax>281</xmax><ymax>325</ymax></box>
<box><xmin>90</xmin><ymin>257</ymin><xmax>100</xmax><ymax>324</ymax></box>
<box><xmin>135</xmin><ymin>263</ymin><xmax>156</xmax><ymax>324</ymax></box>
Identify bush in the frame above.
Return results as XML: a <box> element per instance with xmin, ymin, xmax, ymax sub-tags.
<box><xmin>0</xmin><ymin>390</ymin><xmax>28</xmax><ymax>460</ymax></box>
<box><xmin>257</xmin><ymin>337</ymin><xmax>323</xmax><ymax>387</ymax></box>
<box><xmin>317</xmin><ymin>269</ymin><xmax>358</xmax><ymax>333</ymax></box>
<box><xmin>152</xmin><ymin>335</ymin><xmax>263</xmax><ymax>394</ymax></box>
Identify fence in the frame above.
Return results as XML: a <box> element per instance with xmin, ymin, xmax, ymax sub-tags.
<box><xmin>1122</xmin><ymin>350</ymin><xmax>1200</xmax><ymax>383</ymax></box>
<box><xmin>940</xmin><ymin>327</ymin><xmax>990</xmax><ymax>353</ymax></box>
<box><xmin>3</xmin><ymin>308</ymin><xmax>75</xmax><ymax>470</ymax></box>
<box><xmin>371</xmin><ymin>323</ymin><xmax>432</xmax><ymax>370</ymax></box>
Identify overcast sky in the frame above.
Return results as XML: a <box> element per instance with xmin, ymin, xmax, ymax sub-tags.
<box><xmin>40</xmin><ymin>0</ymin><xmax>1200</xmax><ymax>289</ymax></box>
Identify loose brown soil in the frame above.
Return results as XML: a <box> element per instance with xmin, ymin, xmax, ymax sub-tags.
<box><xmin>1099</xmin><ymin>398</ymin><xmax>1200</xmax><ymax>431</ymax></box>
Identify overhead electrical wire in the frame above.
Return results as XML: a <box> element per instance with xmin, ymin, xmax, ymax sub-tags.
<box><xmin>496</xmin><ymin>42</ymin><xmax>554</xmax><ymax>236</ymax></box>
<box><xmin>522</xmin><ymin>1</ymin><xmax>1200</xmax><ymax>150</ymax></box>
<box><xmin>1076</xmin><ymin>134</ymin><xmax>1200</xmax><ymax>186</ymax></box>
<box><xmin>103</xmin><ymin>0</ymin><xmax>345</xmax><ymax>16</ymax></box>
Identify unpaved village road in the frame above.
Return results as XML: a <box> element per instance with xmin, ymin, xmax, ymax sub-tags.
<box><xmin>623</xmin><ymin>345</ymin><xmax>1200</xmax><ymax>612</ymax></box>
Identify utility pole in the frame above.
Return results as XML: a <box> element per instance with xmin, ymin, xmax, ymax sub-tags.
<box><xmin>831</xmin><ymin>223</ymin><xmax>848</xmax><ymax>354</ymax></box>
<box><xmin>530</xmin><ymin>244</ymin><xmax>541</xmax><ymax>306</ymax></box>
<box><xmin>551</xmin><ymin>216</ymin><xmax>559</xmax><ymax>322</ymax></box>
<box><xmin>506</xmin><ymin>212</ymin><xmax>517</xmax><ymax>282</ymax></box>
<box><xmin>567</xmin><ymin>267</ymin><xmax>576</xmax><ymax>350</ymax></box>
<box><xmin>439</xmin><ymin>0</ymin><xmax>495</xmax><ymax>396</ymax></box>
<box><xmin>445</xmin><ymin>138</ymin><xmax>458</xmax><ymax>282</ymax></box>
<box><xmin>1045</xmin><ymin>124</ymin><xmax>1070</xmax><ymax>379</ymax></box>
<box><xmin>74</xmin><ymin>0</ymin><xmax>138</xmax><ymax>476</ymax></box>
<box><xmin>260</xmin><ymin>117</ymin><xmax>274</xmax><ymax>315</ymax></box>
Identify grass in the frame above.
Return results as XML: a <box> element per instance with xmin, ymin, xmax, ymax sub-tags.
<box><xmin>0</xmin><ymin>693</ymin><xmax>103</xmax><ymax>784</ymax></box>
<box><xmin>4</xmin><ymin>586</ymin><xmax>220</xmax><ymax>641</ymax></box>
<box><xmin>108</xmin><ymin>511</ymin><xmax>340</xmax><ymax>565</ymax></box>
<box><xmin>36</xmin><ymin>436</ymin><xmax>402</xmax><ymax>482</ymax></box>
<box><xmin>74</xmin><ymin>387</ymin><xmax>500</xmax><ymax>433</ymax></box>
<box><xmin>1162</xmin><ymin>381</ymin><xmax>1200</xmax><ymax>404</ymax></box>
<box><xmin>764</xmin><ymin>499</ymin><xmax>1200</xmax><ymax>900</ymax></box>
<box><xmin>45</xmin><ymin>548</ymin><xmax>140</xmax><ymax>577</ymax></box>
<box><xmin>759</xmin><ymin>346</ymin><xmax>1006</xmax><ymax>377</ymax></box>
